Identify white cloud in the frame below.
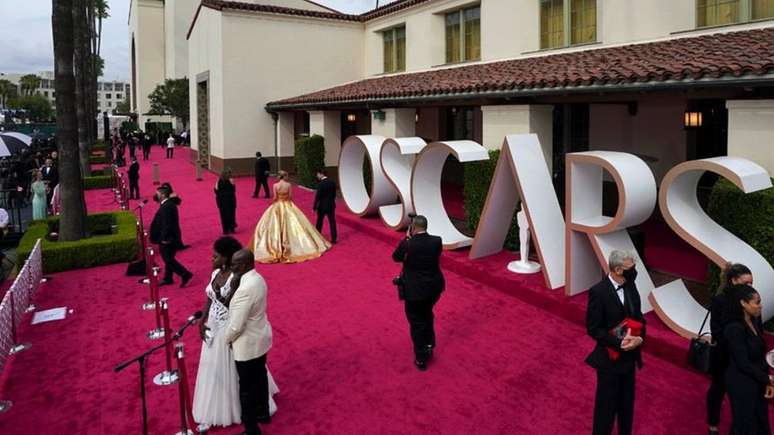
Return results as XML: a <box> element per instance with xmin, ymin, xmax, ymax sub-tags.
<box><xmin>0</xmin><ymin>0</ymin><xmax>398</xmax><ymax>81</ymax></box>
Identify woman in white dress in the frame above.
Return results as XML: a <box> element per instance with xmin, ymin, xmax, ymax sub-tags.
<box><xmin>192</xmin><ymin>236</ymin><xmax>279</xmax><ymax>431</ymax></box>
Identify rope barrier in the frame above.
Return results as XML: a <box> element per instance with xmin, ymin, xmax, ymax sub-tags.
<box><xmin>0</xmin><ymin>239</ymin><xmax>43</xmax><ymax>413</ymax></box>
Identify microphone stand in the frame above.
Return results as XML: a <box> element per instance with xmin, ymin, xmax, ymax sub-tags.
<box><xmin>114</xmin><ymin>315</ymin><xmax>200</xmax><ymax>435</ymax></box>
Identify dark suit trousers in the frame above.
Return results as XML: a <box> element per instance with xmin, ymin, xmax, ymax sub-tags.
<box><xmin>217</xmin><ymin>203</ymin><xmax>236</xmax><ymax>233</ymax></box>
<box><xmin>129</xmin><ymin>179</ymin><xmax>139</xmax><ymax>199</ymax></box>
<box><xmin>236</xmin><ymin>354</ymin><xmax>269</xmax><ymax>435</ymax></box>
<box><xmin>706</xmin><ymin>360</ymin><xmax>726</xmax><ymax>426</ymax></box>
<box><xmin>404</xmin><ymin>294</ymin><xmax>439</xmax><ymax>362</ymax></box>
<box><xmin>593</xmin><ymin>369</ymin><xmax>635</xmax><ymax>435</ymax></box>
<box><xmin>159</xmin><ymin>243</ymin><xmax>189</xmax><ymax>282</ymax></box>
<box><xmin>166</xmin><ymin>147</ymin><xmax>174</xmax><ymax>158</ymax></box>
<box><xmin>254</xmin><ymin>177</ymin><xmax>269</xmax><ymax>198</ymax></box>
<box><xmin>315</xmin><ymin>209</ymin><xmax>337</xmax><ymax>242</ymax></box>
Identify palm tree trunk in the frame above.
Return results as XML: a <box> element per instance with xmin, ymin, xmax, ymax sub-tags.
<box><xmin>74</xmin><ymin>0</ymin><xmax>91</xmax><ymax>176</ymax></box>
<box><xmin>53</xmin><ymin>0</ymin><xmax>87</xmax><ymax>241</ymax></box>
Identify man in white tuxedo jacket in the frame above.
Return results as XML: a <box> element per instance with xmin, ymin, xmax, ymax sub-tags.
<box><xmin>226</xmin><ymin>250</ymin><xmax>273</xmax><ymax>435</ymax></box>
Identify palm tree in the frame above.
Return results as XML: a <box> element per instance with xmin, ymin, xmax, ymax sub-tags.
<box><xmin>53</xmin><ymin>0</ymin><xmax>87</xmax><ymax>241</ymax></box>
<box><xmin>19</xmin><ymin>74</ymin><xmax>41</xmax><ymax>96</ymax></box>
<box><xmin>74</xmin><ymin>0</ymin><xmax>91</xmax><ymax>176</ymax></box>
<box><xmin>74</xmin><ymin>0</ymin><xmax>109</xmax><ymax>176</ymax></box>
<box><xmin>0</xmin><ymin>79</ymin><xmax>17</xmax><ymax>108</ymax></box>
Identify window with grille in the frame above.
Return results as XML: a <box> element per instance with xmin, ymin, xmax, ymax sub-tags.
<box><xmin>383</xmin><ymin>26</ymin><xmax>406</xmax><ymax>73</ymax></box>
<box><xmin>697</xmin><ymin>0</ymin><xmax>773</xmax><ymax>27</ymax></box>
<box><xmin>540</xmin><ymin>0</ymin><xmax>597</xmax><ymax>49</ymax></box>
<box><xmin>445</xmin><ymin>6</ymin><xmax>480</xmax><ymax>63</ymax></box>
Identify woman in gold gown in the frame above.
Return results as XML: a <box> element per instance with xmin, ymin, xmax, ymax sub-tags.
<box><xmin>250</xmin><ymin>171</ymin><xmax>331</xmax><ymax>263</ymax></box>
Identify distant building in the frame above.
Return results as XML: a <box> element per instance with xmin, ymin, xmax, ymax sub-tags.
<box><xmin>0</xmin><ymin>71</ymin><xmax>130</xmax><ymax>113</ymax></box>
<box><xmin>128</xmin><ymin>0</ymin><xmax>197</xmax><ymax>130</ymax></box>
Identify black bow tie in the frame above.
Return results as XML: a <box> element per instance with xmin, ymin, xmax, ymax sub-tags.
<box><xmin>616</xmin><ymin>285</ymin><xmax>624</xmax><ymax>292</ymax></box>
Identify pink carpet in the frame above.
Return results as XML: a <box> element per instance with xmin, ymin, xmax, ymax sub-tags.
<box><xmin>0</xmin><ymin>145</ymin><xmax>767</xmax><ymax>434</ymax></box>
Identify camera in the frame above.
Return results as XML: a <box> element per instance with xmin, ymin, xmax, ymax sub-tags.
<box><xmin>393</xmin><ymin>276</ymin><xmax>406</xmax><ymax>300</ymax></box>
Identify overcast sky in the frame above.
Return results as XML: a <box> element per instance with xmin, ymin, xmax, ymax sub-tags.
<box><xmin>0</xmin><ymin>0</ymin><xmax>388</xmax><ymax>82</ymax></box>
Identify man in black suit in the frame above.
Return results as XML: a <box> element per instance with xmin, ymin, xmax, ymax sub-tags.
<box><xmin>141</xmin><ymin>133</ymin><xmax>152</xmax><ymax>160</ymax></box>
<box><xmin>41</xmin><ymin>157</ymin><xmax>58</xmax><ymax>209</ymax></box>
<box><xmin>128</xmin><ymin>157</ymin><xmax>140</xmax><ymax>199</ymax></box>
<box><xmin>392</xmin><ymin>215</ymin><xmax>445</xmax><ymax>371</ymax></box>
<box><xmin>253</xmin><ymin>152</ymin><xmax>270</xmax><ymax>198</ymax></box>
<box><xmin>41</xmin><ymin>157</ymin><xmax>58</xmax><ymax>187</ymax></box>
<box><xmin>149</xmin><ymin>184</ymin><xmax>193</xmax><ymax>287</ymax></box>
<box><xmin>585</xmin><ymin>250</ymin><xmax>646</xmax><ymax>435</ymax></box>
<box><xmin>313</xmin><ymin>169</ymin><xmax>337</xmax><ymax>244</ymax></box>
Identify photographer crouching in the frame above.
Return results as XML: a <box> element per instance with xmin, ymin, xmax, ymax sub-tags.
<box><xmin>392</xmin><ymin>215</ymin><xmax>445</xmax><ymax>371</ymax></box>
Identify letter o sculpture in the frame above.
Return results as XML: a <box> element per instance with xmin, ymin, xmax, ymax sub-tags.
<box><xmin>339</xmin><ymin>135</ymin><xmax>395</xmax><ymax>216</ymax></box>
<box><xmin>412</xmin><ymin>140</ymin><xmax>489</xmax><ymax>249</ymax></box>
<box><xmin>379</xmin><ymin>137</ymin><xmax>427</xmax><ymax>229</ymax></box>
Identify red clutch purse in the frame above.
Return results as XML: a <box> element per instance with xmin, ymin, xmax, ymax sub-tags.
<box><xmin>607</xmin><ymin>318</ymin><xmax>643</xmax><ymax>361</ymax></box>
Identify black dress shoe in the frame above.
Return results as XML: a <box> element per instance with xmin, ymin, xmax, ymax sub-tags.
<box><xmin>159</xmin><ymin>279</ymin><xmax>173</xmax><ymax>286</ymax></box>
<box><xmin>414</xmin><ymin>359</ymin><xmax>427</xmax><ymax>371</ymax></box>
<box><xmin>180</xmin><ymin>272</ymin><xmax>193</xmax><ymax>288</ymax></box>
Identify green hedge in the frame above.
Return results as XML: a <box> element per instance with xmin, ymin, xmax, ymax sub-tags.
<box><xmin>89</xmin><ymin>154</ymin><xmax>110</xmax><ymax>164</ymax></box>
<box><xmin>83</xmin><ymin>175</ymin><xmax>113</xmax><ymax>190</ymax></box>
<box><xmin>463</xmin><ymin>149</ymin><xmax>520</xmax><ymax>250</ymax></box>
<box><xmin>294</xmin><ymin>134</ymin><xmax>325</xmax><ymax>188</ymax></box>
<box><xmin>707</xmin><ymin>178</ymin><xmax>774</xmax><ymax>292</ymax></box>
<box><xmin>17</xmin><ymin>211</ymin><xmax>138</xmax><ymax>273</ymax></box>
<box><xmin>92</xmin><ymin>141</ymin><xmax>109</xmax><ymax>151</ymax></box>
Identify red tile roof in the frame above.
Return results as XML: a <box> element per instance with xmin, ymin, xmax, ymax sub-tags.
<box><xmin>189</xmin><ymin>0</ymin><xmax>439</xmax><ymax>40</ymax></box>
<box><xmin>267</xmin><ymin>27</ymin><xmax>774</xmax><ymax>110</ymax></box>
<box><xmin>199</xmin><ymin>0</ymin><xmax>360</xmax><ymax>22</ymax></box>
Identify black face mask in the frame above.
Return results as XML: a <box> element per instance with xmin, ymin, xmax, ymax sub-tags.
<box><xmin>622</xmin><ymin>266</ymin><xmax>638</xmax><ymax>283</ymax></box>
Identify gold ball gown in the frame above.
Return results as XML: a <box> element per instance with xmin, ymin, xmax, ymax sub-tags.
<box><xmin>249</xmin><ymin>183</ymin><xmax>331</xmax><ymax>263</ymax></box>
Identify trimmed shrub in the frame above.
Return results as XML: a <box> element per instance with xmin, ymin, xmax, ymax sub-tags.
<box><xmin>17</xmin><ymin>211</ymin><xmax>138</xmax><ymax>273</ymax></box>
<box><xmin>83</xmin><ymin>175</ymin><xmax>113</xmax><ymax>190</ymax></box>
<box><xmin>89</xmin><ymin>154</ymin><xmax>110</xmax><ymax>164</ymax></box>
<box><xmin>294</xmin><ymin>134</ymin><xmax>325</xmax><ymax>188</ymax></box>
<box><xmin>707</xmin><ymin>178</ymin><xmax>774</xmax><ymax>292</ymax></box>
<box><xmin>92</xmin><ymin>141</ymin><xmax>110</xmax><ymax>151</ymax></box>
<box><xmin>463</xmin><ymin>149</ymin><xmax>520</xmax><ymax>250</ymax></box>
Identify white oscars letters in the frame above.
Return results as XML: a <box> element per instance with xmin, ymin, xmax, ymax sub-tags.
<box><xmin>469</xmin><ymin>134</ymin><xmax>565</xmax><ymax>289</ymax></box>
<box><xmin>337</xmin><ymin>134</ymin><xmax>773</xmax><ymax>337</ymax></box>
<box><xmin>412</xmin><ymin>141</ymin><xmax>489</xmax><ymax>249</ymax></box>
<box><xmin>379</xmin><ymin>137</ymin><xmax>427</xmax><ymax>229</ymax></box>
<box><xmin>651</xmin><ymin>158</ymin><xmax>773</xmax><ymax>337</ymax></box>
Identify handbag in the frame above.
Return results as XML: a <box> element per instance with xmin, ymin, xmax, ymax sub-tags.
<box><xmin>687</xmin><ymin>309</ymin><xmax>713</xmax><ymax>374</ymax></box>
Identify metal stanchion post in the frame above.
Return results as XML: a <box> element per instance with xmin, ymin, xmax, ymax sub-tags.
<box><xmin>24</xmin><ymin>266</ymin><xmax>35</xmax><ymax>313</ymax></box>
<box><xmin>9</xmin><ymin>292</ymin><xmax>30</xmax><ymax>355</ymax></box>
<box><xmin>153</xmin><ymin>298</ymin><xmax>178</xmax><ymax>386</ymax></box>
<box><xmin>142</xmin><ymin>247</ymin><xmax>158</xmax><ymax>311</ymax></box>
<box><xmin>141</xmin><ymin>232</ymin><xmax>152</xmax><ymax>284</ymax></box>
<box><xmin>147</xmin><ymin>269</ymin><xmax>164</xmax><ymax>339</ymax></box>
<box><xmin>174</xmin><ymin>343</ymin><xmax>195</xmax><ymax>435</ymax></box>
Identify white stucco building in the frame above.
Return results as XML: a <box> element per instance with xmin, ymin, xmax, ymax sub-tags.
<box><xmin>130</xmin><ymin>0</ymin><xmax>774</xmax><ymax>179</ymax></box>
<box><xmin>129</xmin><ymin>0</ymin><xmax>198</xmax><ymax>130</ymax></box>
<box><xmin>0</xmin><ymin>71</ymin><xmax>129</xmax><ymax>113</ymax></box>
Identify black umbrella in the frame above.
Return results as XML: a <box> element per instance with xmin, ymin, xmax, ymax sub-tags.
<box><xmin>0</xmin><ymin>134</ymin><xmax>28</xmax><ymax>155</ymax></box>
